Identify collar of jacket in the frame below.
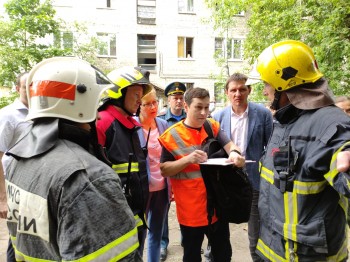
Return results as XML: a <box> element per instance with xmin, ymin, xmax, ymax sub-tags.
<box><xmin>105</xmin><ymin>104</ymin><xmax>142</xmax><ymax>129</ymax></box>
<box><xmin>274</xmin><ymin>104</ymin><xmax>306</xmax><ymax>124</ymax></box>
<box><xmin>164</xmin><ymin>108</ymin><xmax>186</xmax><ymax>121</ymax></box>
<box><xmin>7</xmin><ymin>119</ymin><xmax>92</xmax><ymax>160</ymax></box>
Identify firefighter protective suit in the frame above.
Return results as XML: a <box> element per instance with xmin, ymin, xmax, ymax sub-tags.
<box><xmin>6</xmin><ymin>119</ymin><xmax>141</xmax><ymax>261</ymax></box>
<box><xmin>257</xmin><ymin>104</ymin><xmax>350</xmax><ymax>262</ymax></box>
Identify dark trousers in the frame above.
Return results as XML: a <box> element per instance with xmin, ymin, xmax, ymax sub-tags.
<box><xmin>248</xmin><ymin>190</ymin><xmax>264</xmax><ymax>262</ymax></box>
<box><xmin>7</xmin><ymin>238</ymin><xmax>15</xmax><ymax>262</ymax></box>
<box><xmin>180</xmin><ymin>220</ymin><xmax>231</xmax><ymax>262</ymax></box>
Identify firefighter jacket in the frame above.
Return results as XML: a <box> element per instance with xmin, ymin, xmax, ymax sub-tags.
<box><xmin>96</xmin><ymin>104</ymin><xmax>149</xmax><ymax>229</ymax></box>
<box><xmin>5</xmin><ymin>119</ymin><xmax>141</xmax><ymax>261</ymax></box>
<box><xmin>257</xmin><ymin>104</ymin><xmax>350</xmax><ymax>262</ymax></box>
<box><xmin>158</xmin><ymin>118</ymin><xmax>223</xmax><ymax>227</ymax></box>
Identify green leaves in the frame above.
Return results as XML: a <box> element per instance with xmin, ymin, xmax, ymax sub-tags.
<box><xmin>205</xmin><ymin>0</ymin><xmax>350</xmax><ymax>96</ymax></box>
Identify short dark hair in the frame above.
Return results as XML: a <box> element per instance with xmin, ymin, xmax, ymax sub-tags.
<box><xmin>225</xmin><ymin>72</ymin><xmax>248</xmax><ymax>91</ymax></box>
<box><xmin>16</xmin><ymin>71</ymin><xmax>29</xmax><ymax>87</ymax></box>
<box><xmin>184</xmin><ymin>87</ymin><xmax>210</xmax><ymax>105</ymax></box>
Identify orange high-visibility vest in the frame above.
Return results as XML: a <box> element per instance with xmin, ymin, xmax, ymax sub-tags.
<box><xmin>159</xmin><ymin>119</ymin><xmax>220</xmax><ymax>227</ymax></box>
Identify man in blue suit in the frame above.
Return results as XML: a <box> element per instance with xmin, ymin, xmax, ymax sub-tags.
<box><xmin>213</xmin><ymin>72</ymin><xmax>273</xmax><ymax>262</ymax></box>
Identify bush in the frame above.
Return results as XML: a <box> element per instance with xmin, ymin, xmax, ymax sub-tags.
<box><xmin>0</xmin><ymin>91</ymin><xmax>18</xmax><ymax>109</ymax></box>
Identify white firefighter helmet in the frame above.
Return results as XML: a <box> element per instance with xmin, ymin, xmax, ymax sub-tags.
<box><xmin>26</xmin><ymin>57</ymin><xmax>114</xmax><ymax>123</ymax></box>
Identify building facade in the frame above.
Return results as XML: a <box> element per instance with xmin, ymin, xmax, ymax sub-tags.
<box><xmin>3</xmin><ymin>0</ymin><xmax>250</xmax><ymax>109</ymax></box>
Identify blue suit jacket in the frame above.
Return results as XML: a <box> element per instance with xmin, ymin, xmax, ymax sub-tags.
<box><xmin>213</xmin><ymin>102</ymin><xmax>273</xmax><ymax>190</ymax></box>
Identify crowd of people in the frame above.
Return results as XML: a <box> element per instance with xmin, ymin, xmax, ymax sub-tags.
<box><xmin>0</xmin><ymin>39</ymin><xmax>349</xmax><ymax>262</ymax></box>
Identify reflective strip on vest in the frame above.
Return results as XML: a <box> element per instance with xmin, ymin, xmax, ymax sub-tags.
<box><xmin>11</xmin><ymin>227</ymin><xmax>139</xmax><ymax>261</ymax></box>
<box><xmin>324</xmin><ymin>141</ymin><xmax>350</xmax><ymax>187</ymax></box>
<box><xmin>169</xmin><ymin>128</ymin><xmax>202</xmax><ymax>156</ymax></box>
<box><xmin>112</xmin><ymin>162</ymin><xmax>139</xmax><ymax>174</ymax></box>
<box><xmin>171</xmin><ymin>170</ymin><xmax>202</xmax><ymax>180</ymax></box>
<box><xmin>257</xmin><ymin>239</ymin><xmax>286</xmax><ymax>262</ymax></box>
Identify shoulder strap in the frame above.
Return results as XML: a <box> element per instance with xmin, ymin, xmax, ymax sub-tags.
<box><xmin>203</xmin><ymin>120</ymin><xmax>214</xmax><ymax>139</ymax></box>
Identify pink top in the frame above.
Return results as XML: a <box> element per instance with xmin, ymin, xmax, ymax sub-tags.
<box><xmin>143</xmin><ymin>128</ymin><xmax>166</xmax><ymax>192</ymax></box>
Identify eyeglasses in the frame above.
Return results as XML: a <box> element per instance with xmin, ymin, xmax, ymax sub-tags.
<box><xmin>142</xmin><ymin>100</ymin><xmax>159</xmax><ymax>108</ymax></box>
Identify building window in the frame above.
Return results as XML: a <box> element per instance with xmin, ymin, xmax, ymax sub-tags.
<box><xmin>96</xmin><ymin>0</ymin><xmax>112</xmax><ymax>8</ymax></box>
<box><xmin>227</xmin><ymin>39</ymin><xmax>243</xmax><ymax>60</ymax></box>
<box><xmin>178</xmin><ymin>0</ymin><xmax>194</xmax><ymax>13</ymax></box>
<box><xmin>138</xmin><ymin>34</ymin><xmax>156</xmax><ymax>71</ymax></box>
<box><xmin>178</xmin><ymin>37</ymin><xmax>193</xmax><ymax>59</ymax></box>
<box><xmin>215</xmin><ymin>38</ymin><xmax>244</xmax><ymax>60</ymax></box>
<box><xmin>137</xmin><ymin>0</ymin><xmax>156</xmax><ymax>24</ymax></box>
<box><xmin>97</xmin><ymin>33</ymin><xmax>116</xmax><ymax>57</ymax></box>
<box><xmin>54</xmin><ymin>31</ymin><xmax>73</xmax><ymax>50</ymax></box>
<box><xmin>214</xmin><ymin>37</ymin><xmax>224</xmax><ymax>58</ymax></box>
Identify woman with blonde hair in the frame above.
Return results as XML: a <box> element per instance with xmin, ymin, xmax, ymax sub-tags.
<box><xmin>135</xmin><ymin>88</ymin><xmax>171</xmax><ymax>262</ymax></box>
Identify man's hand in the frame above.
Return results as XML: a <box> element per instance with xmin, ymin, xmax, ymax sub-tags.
<box><xmin>337</xmin><ymin>151</ymin><xmax>350</xmax><ymax>173</ymax></box>
<box><xmin>227</xmin><ymin>151</ymin><xmax>245</xmax><ymax>168</ymax></box>
<box><xmin>187</xmin><ymin>149</ymin><xmax>208</xmax><ymax>164</ymax></box>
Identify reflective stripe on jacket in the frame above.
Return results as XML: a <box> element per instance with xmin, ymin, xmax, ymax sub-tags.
<box><xmin>158</xmin><ymin>118</ymin><xmax>220</xmax><ymax>226</ymax></box>
<box><xmin>257</xmin><ymin>106</ymin><xmax>350</xmax><ymax>262</ymax></box>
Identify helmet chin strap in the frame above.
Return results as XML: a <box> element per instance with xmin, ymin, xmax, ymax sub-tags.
<box><xmin>271</xmin><ymin>91</ymin><xmax>282</xmax><ymax>110</ymax></box>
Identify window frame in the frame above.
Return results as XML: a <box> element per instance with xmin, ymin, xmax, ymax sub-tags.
<box><xmin>137</xmin><ymin>0</ymin><xmax>156</xmax><ymax>25</ymax></box>
<box><xmin>96</xmin><ymin>32</ymin><xmax>117</xmax><ymax>58</ymax></box>
<box><xmin>53</xmin><ymin>31</ymin><xmax>74</xmax><ymax>51</ymax></box>
<box><xmin>137</xmin><ymin>34</ymin><xmax>157</xmax><ymax>71</ymax></box>
<box><xmin>178</xmin><ymin>0</ymin><xmax>194</xmax><ymax>13</ymax></box>
<box><xmin>178</xmin><ymin>36</ymin><xmax>194</xmax><ymax>59</ymax></box>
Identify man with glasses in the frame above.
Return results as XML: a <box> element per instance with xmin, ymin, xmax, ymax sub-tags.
<box><xmin>158</xmin><ymin>82</ymin><xmax>186</xmax><ymax>260</ymax></box>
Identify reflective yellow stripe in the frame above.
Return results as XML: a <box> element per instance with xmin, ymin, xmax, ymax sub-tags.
<box><xmin>325</xmin><ymin>141</ymin><xmax>350</xmax><ymax>186</ymax></box>
<box><xmin>339</xmin><ymin>194</ymin><xmax>348</xmax><ymax>216</ymax></box>
<box><xmin>134</xmin><ymin>214</ymin><xmax>143</xmax><ymax>227</ymax></box>
<box><xmin>12</xmin><ymin>241</ymin><xmax>57</xmax><ymax>262</ymax></box>
<box><xmin>260</xmin><ymin>166</ymin><xmax>274</xmax><ymax>184</ymax></box>
<box><xmin>261</xmin><ymin>166</ymin><xmax>327</xmax><ymax>195</ymax></box>
<box><xmin>112</xmin><ymin>162</ymin><xmax>139</xmax><ymax>174</ymax></box>
<box><xmin>283</xmin><ymin>191</ymin><xmax>298</xmax><ymax>261</ymax></box>
<box><xmin>326</xmin><ymin>228</ymin><xmax>348</xmax><ymax>261</ymax></box>
<box><xmin>293</xmin><ymin>180</ymin><xmax>327</xmax><ymax>194</ymax></box>
<box><xmin>64</xmin><ymin>226</ymin><xmax>139</xmax><ymax>261</ymax></box>
<box><xmin>11</xmin><ymin>226</ymin><xmax>139</xmax><ymax>262</ymax></box>
<box><xmin>257</xmin><ymin>239</ymin><xmax>286</xmax><ymax>262</ymax></box>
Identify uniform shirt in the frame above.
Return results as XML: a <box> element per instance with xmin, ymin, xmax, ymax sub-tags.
<box><xmin>0</xmin><ymin>99</ymin><xmax>30</xmax><ymax>172</ymax></box>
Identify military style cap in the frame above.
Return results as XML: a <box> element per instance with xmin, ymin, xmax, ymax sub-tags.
<box><xmin>164</xmin><ymin>82</ymin><xmax>186</xmax><ymax>97</ymax></box>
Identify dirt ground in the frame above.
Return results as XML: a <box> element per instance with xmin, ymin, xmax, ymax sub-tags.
<box><xmin>0</xmin><ymin>203</ymin><xmax>251</xmax><ymax>262</ymax></box>
<box><xmin>142</xmin><ymin>202</ymin><xmax>251</xmax><ymax>262</ymax></box>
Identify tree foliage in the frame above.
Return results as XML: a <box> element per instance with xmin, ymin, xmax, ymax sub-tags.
<box><xmin>0</xmin><ymin>0</ymin><xmax>105</xmax><ymax>89</ymax></box>
<box><xmin>205</xmin><ymin>0</ymin><xmax>350</xmax><ymax>96</ymax></box>
<box><xmin>0</xmin><ymin>0</ymin><xmax>66</xmax><ymax>87</ymax></box>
